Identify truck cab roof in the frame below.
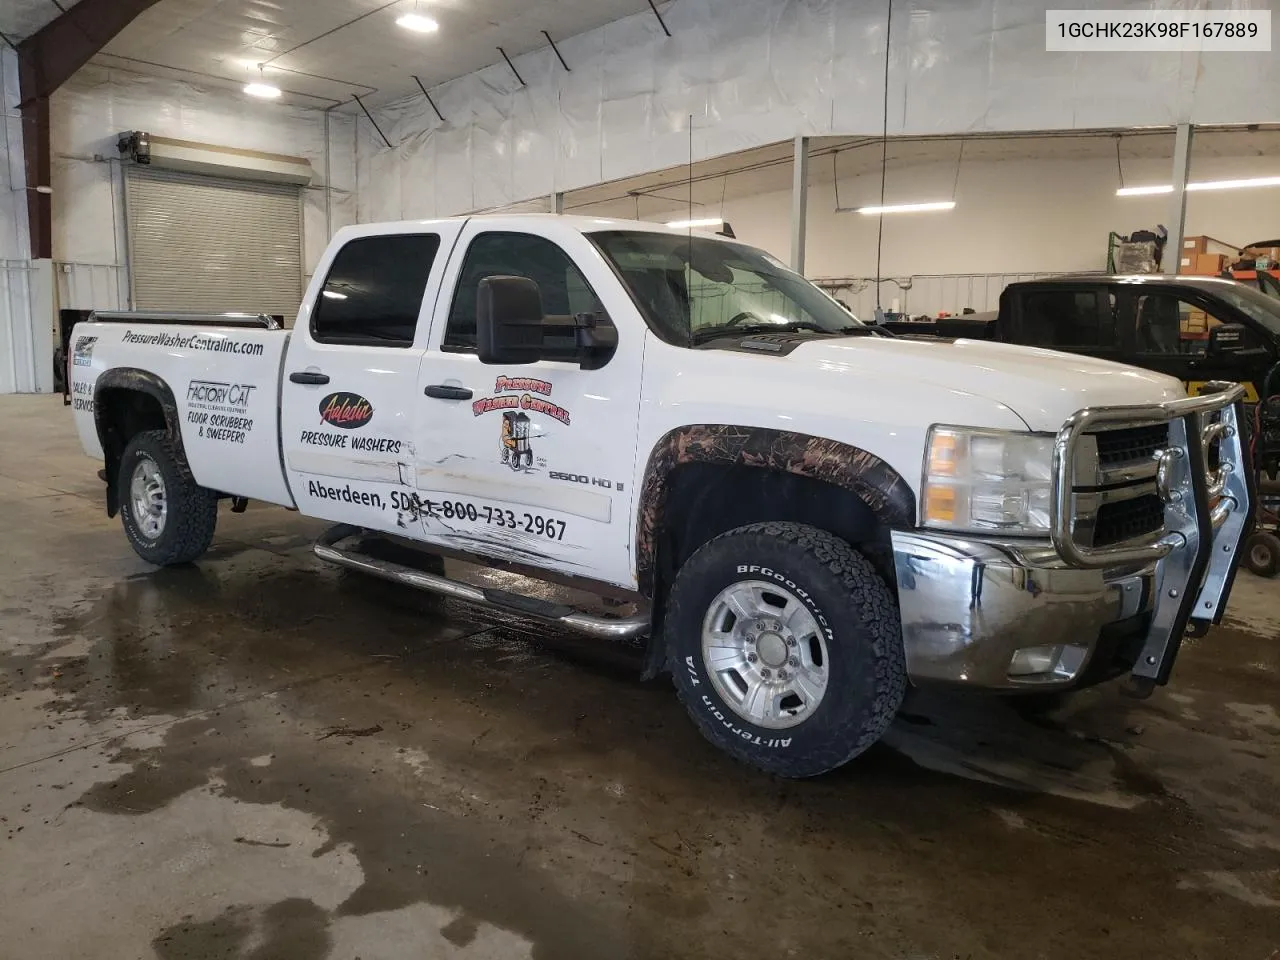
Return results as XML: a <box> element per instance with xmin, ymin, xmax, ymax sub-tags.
<box><xmin>332</xmin><ymin>213</ymin><xmax>736</xmax><ymax>242</ymax></box>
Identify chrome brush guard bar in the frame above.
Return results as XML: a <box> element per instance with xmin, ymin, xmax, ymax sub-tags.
<box><xmin>1050</xmin><ymin>381</ymin><xmax>1253</xmax><ymax>686</ymax></box>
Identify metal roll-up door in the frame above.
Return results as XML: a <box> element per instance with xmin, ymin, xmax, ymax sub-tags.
<box><xmin>125</xmin><ymin>167</ymin><xmax>302</xmax><ymax>319</ymax></box>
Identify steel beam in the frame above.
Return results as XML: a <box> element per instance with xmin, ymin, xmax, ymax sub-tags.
<box><xmin>1161</xmin><ymin>122</ymin><xmax>1194</xmax><ymax>275</ymax></box>
<box><xmin>791</xmin><ymin>135</ymin><xmax>810</xmax><ymax>274</ymax></box>
<box><xmin>17</xmin><ymin>0</ymin><xmax>163</xmax><ymax>258</ymax></box>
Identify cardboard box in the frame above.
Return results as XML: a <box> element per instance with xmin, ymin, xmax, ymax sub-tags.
<box><xmin>1183</xmin><ymin>235</ymin><xmax>1239</xmax><ymax>258</ymax></box>
<box><xmin>1183</xmin><ymin>308</ymin><xmax>1209</xmax><ymax>332</ymax></box>
<box><xmin>1193</xmin><ymin>252</ymin><xmax>1228</xmax><ymax>274</ymax></box>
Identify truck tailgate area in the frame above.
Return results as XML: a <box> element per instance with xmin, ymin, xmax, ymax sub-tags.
<box><xmin>70</xmin><ymin>322</ymin><xmax>294</xmax><ymax>507</ymax></box>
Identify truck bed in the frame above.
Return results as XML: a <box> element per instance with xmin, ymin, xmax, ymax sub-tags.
<box><xmin>69</xmin><ymin>318</ymin><xmax>295</xmax><ymax>508</ymax></box>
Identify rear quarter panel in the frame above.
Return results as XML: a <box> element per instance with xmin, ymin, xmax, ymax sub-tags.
<box><xmin>69</xmin><ymin>323</ymin><xmax>294</xmax><ymax>506</ymax></box>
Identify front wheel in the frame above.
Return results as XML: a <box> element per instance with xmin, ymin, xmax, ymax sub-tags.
<box><xmin>665</xmin><ymin>522</ymin><xmax>906</xmax><ymax>778</ymax></box>
<box><xmin>119</xmin><ymin>429</ymin><xmax>219</xmax><ymax>566</ymax></box>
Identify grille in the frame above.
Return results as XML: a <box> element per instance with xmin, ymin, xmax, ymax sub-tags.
<box><xmin>1093</xmin><ymin>424</ymin><xmax>1169</xmax><ymax>466</ymax></box>
<box><xmin>1093</xmin><ymin>494</ymin><xmax>1166</xmax><ymax>547</ymax></box>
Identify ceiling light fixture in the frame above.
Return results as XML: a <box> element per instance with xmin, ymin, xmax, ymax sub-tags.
<box><xmin>245</xmin><ymin>82</ymin><xmax>282</xmax><ymax>98</ymax></box>
<box><xmin>1117</xmin><ymin>175</ymin><xmax>1280</xmax><ymax>197</ymax></box>
<box><xmin>396</xmin><ymin>12</ymin><xmax>439</xmax><ymax>32</ymax></box>
<box><xmin>855</xmin><ymin>200</ymin><xmax>956</xmax><ymax>215</ymax></box>
<box><xmin>244</xmin><ymin>64</ymin><xmax>281</xmax><ymax>99</ymax></box>
<box><xmin>665</xmin><ymin>217</ymin><xmax>723</xmax><ymax>229</ymax></box>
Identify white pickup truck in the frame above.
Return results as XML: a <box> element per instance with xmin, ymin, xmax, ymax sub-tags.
<box><xmin>68</xmin><ymin>214</ymin><xmax>1253</xmax><ymax>777</ymax></box>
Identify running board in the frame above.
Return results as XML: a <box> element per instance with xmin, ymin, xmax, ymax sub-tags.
<box><xmin>314</xmin><ymin>525</ymin><xmax>651</xmax><ymax>641</ymax></box>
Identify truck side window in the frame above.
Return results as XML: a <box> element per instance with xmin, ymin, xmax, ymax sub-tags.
<box><xmin>312</xmin><ymin>234</ymin><xmax>441</xmax><ymax>347</ymax></box>
<box><xmin>444</xmin><ymin>232</ymin><xmax>598</xmax><ymax>352</ymax></box>
<box><xmin>1020</xmin><ymin>290</ymin><xmax>1112</xmax><ymax>347</ymax></box>
<box><xmin>1134</xmin><ymin>294</ymin><xmax>1256</xmax><ymax>356</ymax></box>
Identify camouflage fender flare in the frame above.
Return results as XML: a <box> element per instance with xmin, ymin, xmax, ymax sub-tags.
<box><xmin>634</xmin><ymin>425</ymin><xmax>916</xmax><ymax>596</ymax></box>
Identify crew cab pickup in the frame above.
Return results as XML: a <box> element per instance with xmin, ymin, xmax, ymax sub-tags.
<box><xmin>69</xmin><ymin>216</ymin><xmax>1253</xmax><ymax>777</ymax></box>
<box><xmin>882</xmin><ymin>274</ymin><xmax>1280</xmax><ymax>404</ymax></box>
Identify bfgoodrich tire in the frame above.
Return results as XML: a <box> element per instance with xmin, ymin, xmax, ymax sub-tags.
<box><xmin>666</xmin><ymin>522</ymin><xmax>906</xmax><ymax>778</ymax></box>
<box><xmin>118</xmin><ymin>429</ymin><xmax>219</xmax><ymax>566</ymax></box>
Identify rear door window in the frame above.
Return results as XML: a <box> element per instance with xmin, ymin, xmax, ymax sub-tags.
<box><xmin>312</xmin><ymin>233</ymin><xmax>441</xmax><ymax>347</ymax></box>
<box><xmin>1019</xmin><ymin>289</ymin><xmax>1115</xmax><ymax>348</ymax></box>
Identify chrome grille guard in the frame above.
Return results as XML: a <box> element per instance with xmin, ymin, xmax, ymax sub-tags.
<box><xmin>1051</xmin><ymin>381</ymin><xmax>1253</xmax><ymax>687</ymax></box>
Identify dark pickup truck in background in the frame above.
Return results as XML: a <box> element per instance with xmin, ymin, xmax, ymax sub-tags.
<box><xmin>882</xmin><ymin>274</ymin><xmax>1280</xmax><ymax>405</ymax></box>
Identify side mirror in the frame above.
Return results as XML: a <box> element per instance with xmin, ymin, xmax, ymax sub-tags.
<box><xmin>477</xmin><ymin>276</ymin><xmax>544</xmax><ymax>365</ymax></box>
<box><xmin>1207</xmin><ymin>322</ymin><xmax>1248</xmax><ymax>358</ymax></box>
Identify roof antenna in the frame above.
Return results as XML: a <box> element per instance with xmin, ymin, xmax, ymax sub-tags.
<box><xmin>874</xmin><ymin>0</ymin><xmax>893</xmax><ymax>323</ymax></box>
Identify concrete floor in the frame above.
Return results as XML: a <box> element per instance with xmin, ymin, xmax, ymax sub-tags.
<box><xmin>1</xmin><ymin>394</ymin><xmax>1278</xmax><ymax>960</ymax></box>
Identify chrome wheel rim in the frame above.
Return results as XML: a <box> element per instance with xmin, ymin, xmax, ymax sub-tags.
<box><xmin>129</xmin><ymin>457</ymin><xmax>167</xmax><ymax>540</ymax></box>
<box><xmin>700</xmin><ymin>579</ymin><xmax>829</xmax><ymax>730</ymax></box>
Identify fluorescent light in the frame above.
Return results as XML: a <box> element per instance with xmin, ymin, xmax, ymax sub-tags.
<box><xmin>1116</xmin><ymin>184</ymin><xmax>1173</xmax><ymax>196</ymax></box>
<box><xmin>856</xmin><ymin>201</ymin><xmax>956</xmax><ymax>215</ymax></box>
<box><xmin>665</xmin><ymin>217</ymin><xmax>723</xmax><ymax>230</ymax></box>
<box><xmin>244</xmin><ymin>82</ymin><xmax>282</xmax><ymax>99</ymax></box>
<box><xmin>396</xmin><ymin>13</ymin><xmax>439</xmax><ymax>32</ymax></box>
<box><xmin>1189</xmin><ymin>175</ymin><xmax>1280</xmax><ymax>192</ymax></box>
<box><xmin>322</xmin><ymin>290</ymin><xmax>348</xmax><ymax>300</ymax></box>
<box><xmin>1117</xmin><ymin>176</ymin><xmax>1280</xmax><ymax>197</ymax></box>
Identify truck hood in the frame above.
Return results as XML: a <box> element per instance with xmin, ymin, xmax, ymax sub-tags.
<box><xmin>792</xmin><ymin>336</ymin><xmax>1186</xmax><ymax>432</ymax></box>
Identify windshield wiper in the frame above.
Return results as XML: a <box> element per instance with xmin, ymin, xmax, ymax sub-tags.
<box><xmin>691</xmin><ymin>321</ymin><xmax>868</xmax><ymax>344</ymax></box>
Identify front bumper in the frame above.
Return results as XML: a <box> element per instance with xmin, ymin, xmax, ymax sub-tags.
<box><xmin>890</xmin><ymin>531</ymin><xmax>1155</xmax><ymax>689</ymax></box>
<box><xmin>892</xmin><ymin>382</ymin><xmax>1253</xmax><ymax>692</ymax></box>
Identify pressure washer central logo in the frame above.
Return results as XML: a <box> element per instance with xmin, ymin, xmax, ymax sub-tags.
<box><xmin>319</xmin><ymin>392</ymin><xmax>373</xmax><ymax>430</ymax></box>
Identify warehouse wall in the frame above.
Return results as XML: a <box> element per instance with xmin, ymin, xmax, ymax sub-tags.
<box><xmin>1</xmin><ymin>46</ymin><xmax>41</xmax><ymax>395</ymax></box>
<box><xmin>356</xmin><ymin>0</ymin><xmax>1280</xmax><ymax>220</ymax></box>
<box><xmin>628</xmin><ymin>152</ymin><xmax>1280</xmax><ymax>280</ymax></box>
<box><xmin>51</xmin><ymin>64</ymin><xmax>357</xmax><ymax>302</ymax></box>
<box><xmin>1</xmin><ymin>49</ymin><xmax>27</xmax><ymax>262</ymax></box>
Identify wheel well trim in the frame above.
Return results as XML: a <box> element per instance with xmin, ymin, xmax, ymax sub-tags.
<box><xmin>634</xmin><ymin>425</ymin><xmax>916</xmax><ymax>596</ymax></box>
<box><xmin>93</xmin><ymin>368</ymin><xmax>184</xmax><ymax>516</ymax></box>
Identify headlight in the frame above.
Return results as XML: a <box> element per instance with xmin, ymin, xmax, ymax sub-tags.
<box><xmin>922</xmin><ymin>426</ymin><xmax>1054</xmax><ymax>534</ymax></box>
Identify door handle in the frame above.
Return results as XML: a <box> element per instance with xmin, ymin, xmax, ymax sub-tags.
<box><xmin>425</xmin><ymin>385</ymin><xmax>473</xmax><ymax>400</ymax></box>
<box><xmin>289</xmin><ymin>371</ymin><xmax>330</xmax><ymax>385</ymax></box>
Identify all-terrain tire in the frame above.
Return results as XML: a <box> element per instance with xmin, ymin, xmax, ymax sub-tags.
<box><xmin>665</xmin><ymin>522</ymin><xmax>906</xmax><ymax>778</ymax></box>
<box><xmin>119</xmin><ymin>429</ymin><xmax>219</xmax><ymax>566</ymax></box>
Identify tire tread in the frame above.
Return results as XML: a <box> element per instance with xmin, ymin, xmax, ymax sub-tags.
<box><xmin>667</xmin><ymin>521</ymin><xmax>906</xmax><ymax>778</ymax></box>
<box><xmin>120</xmin><ymin>429</ymin><xmax>219</xmax><ymax>566</ymax></box>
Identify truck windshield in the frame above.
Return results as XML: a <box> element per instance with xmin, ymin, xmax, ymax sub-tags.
<box><xmin>589</xmin><ymin>231</ymin><xmax>865</xmax><ymax>345</ymax></box>
<box><xmin>1186</xmin><ymin>279</ymin><xmax>1280</xmax><ymax>338</ymax></box>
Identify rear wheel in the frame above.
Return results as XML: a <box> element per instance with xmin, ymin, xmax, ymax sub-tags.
<box><xmin>119</xmin><ymin>430</ymin><xmax>218</xmax><ymax>566</ymax></box>
<box><xmin>665</xmin><ymin>522</ymin><xmax>906</xmax><ymax>778</ymax></box>
<box><xmin>1244</xmin><ymin>531</ymin><xmax>1280</xmax><ymax>578</ymax></box>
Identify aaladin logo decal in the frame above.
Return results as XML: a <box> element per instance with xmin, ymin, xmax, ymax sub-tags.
<box><xmin>319</xmin><ymin>392</ymin><xmax>373</xmax><ymax>430</ymax></box>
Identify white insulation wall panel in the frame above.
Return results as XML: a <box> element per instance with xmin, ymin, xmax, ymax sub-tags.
<box><xmin>1</xmin><ymin>47</ymin><xmax>37</xmax><ymax>395</ymax></box>
<box><xmin>51</xmin><ymin>65</ymin><xmax>357</xmax><ymax>281</ymax></box>
<box><xmin>358</xmin><ymin>0</ymin><xmax>1280</xmax><ymax>221</ymax></box>
<box><xmin>1</xmin><ymin>49</ymin><xmax>28</xmax><ymax>263</ymax></box>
